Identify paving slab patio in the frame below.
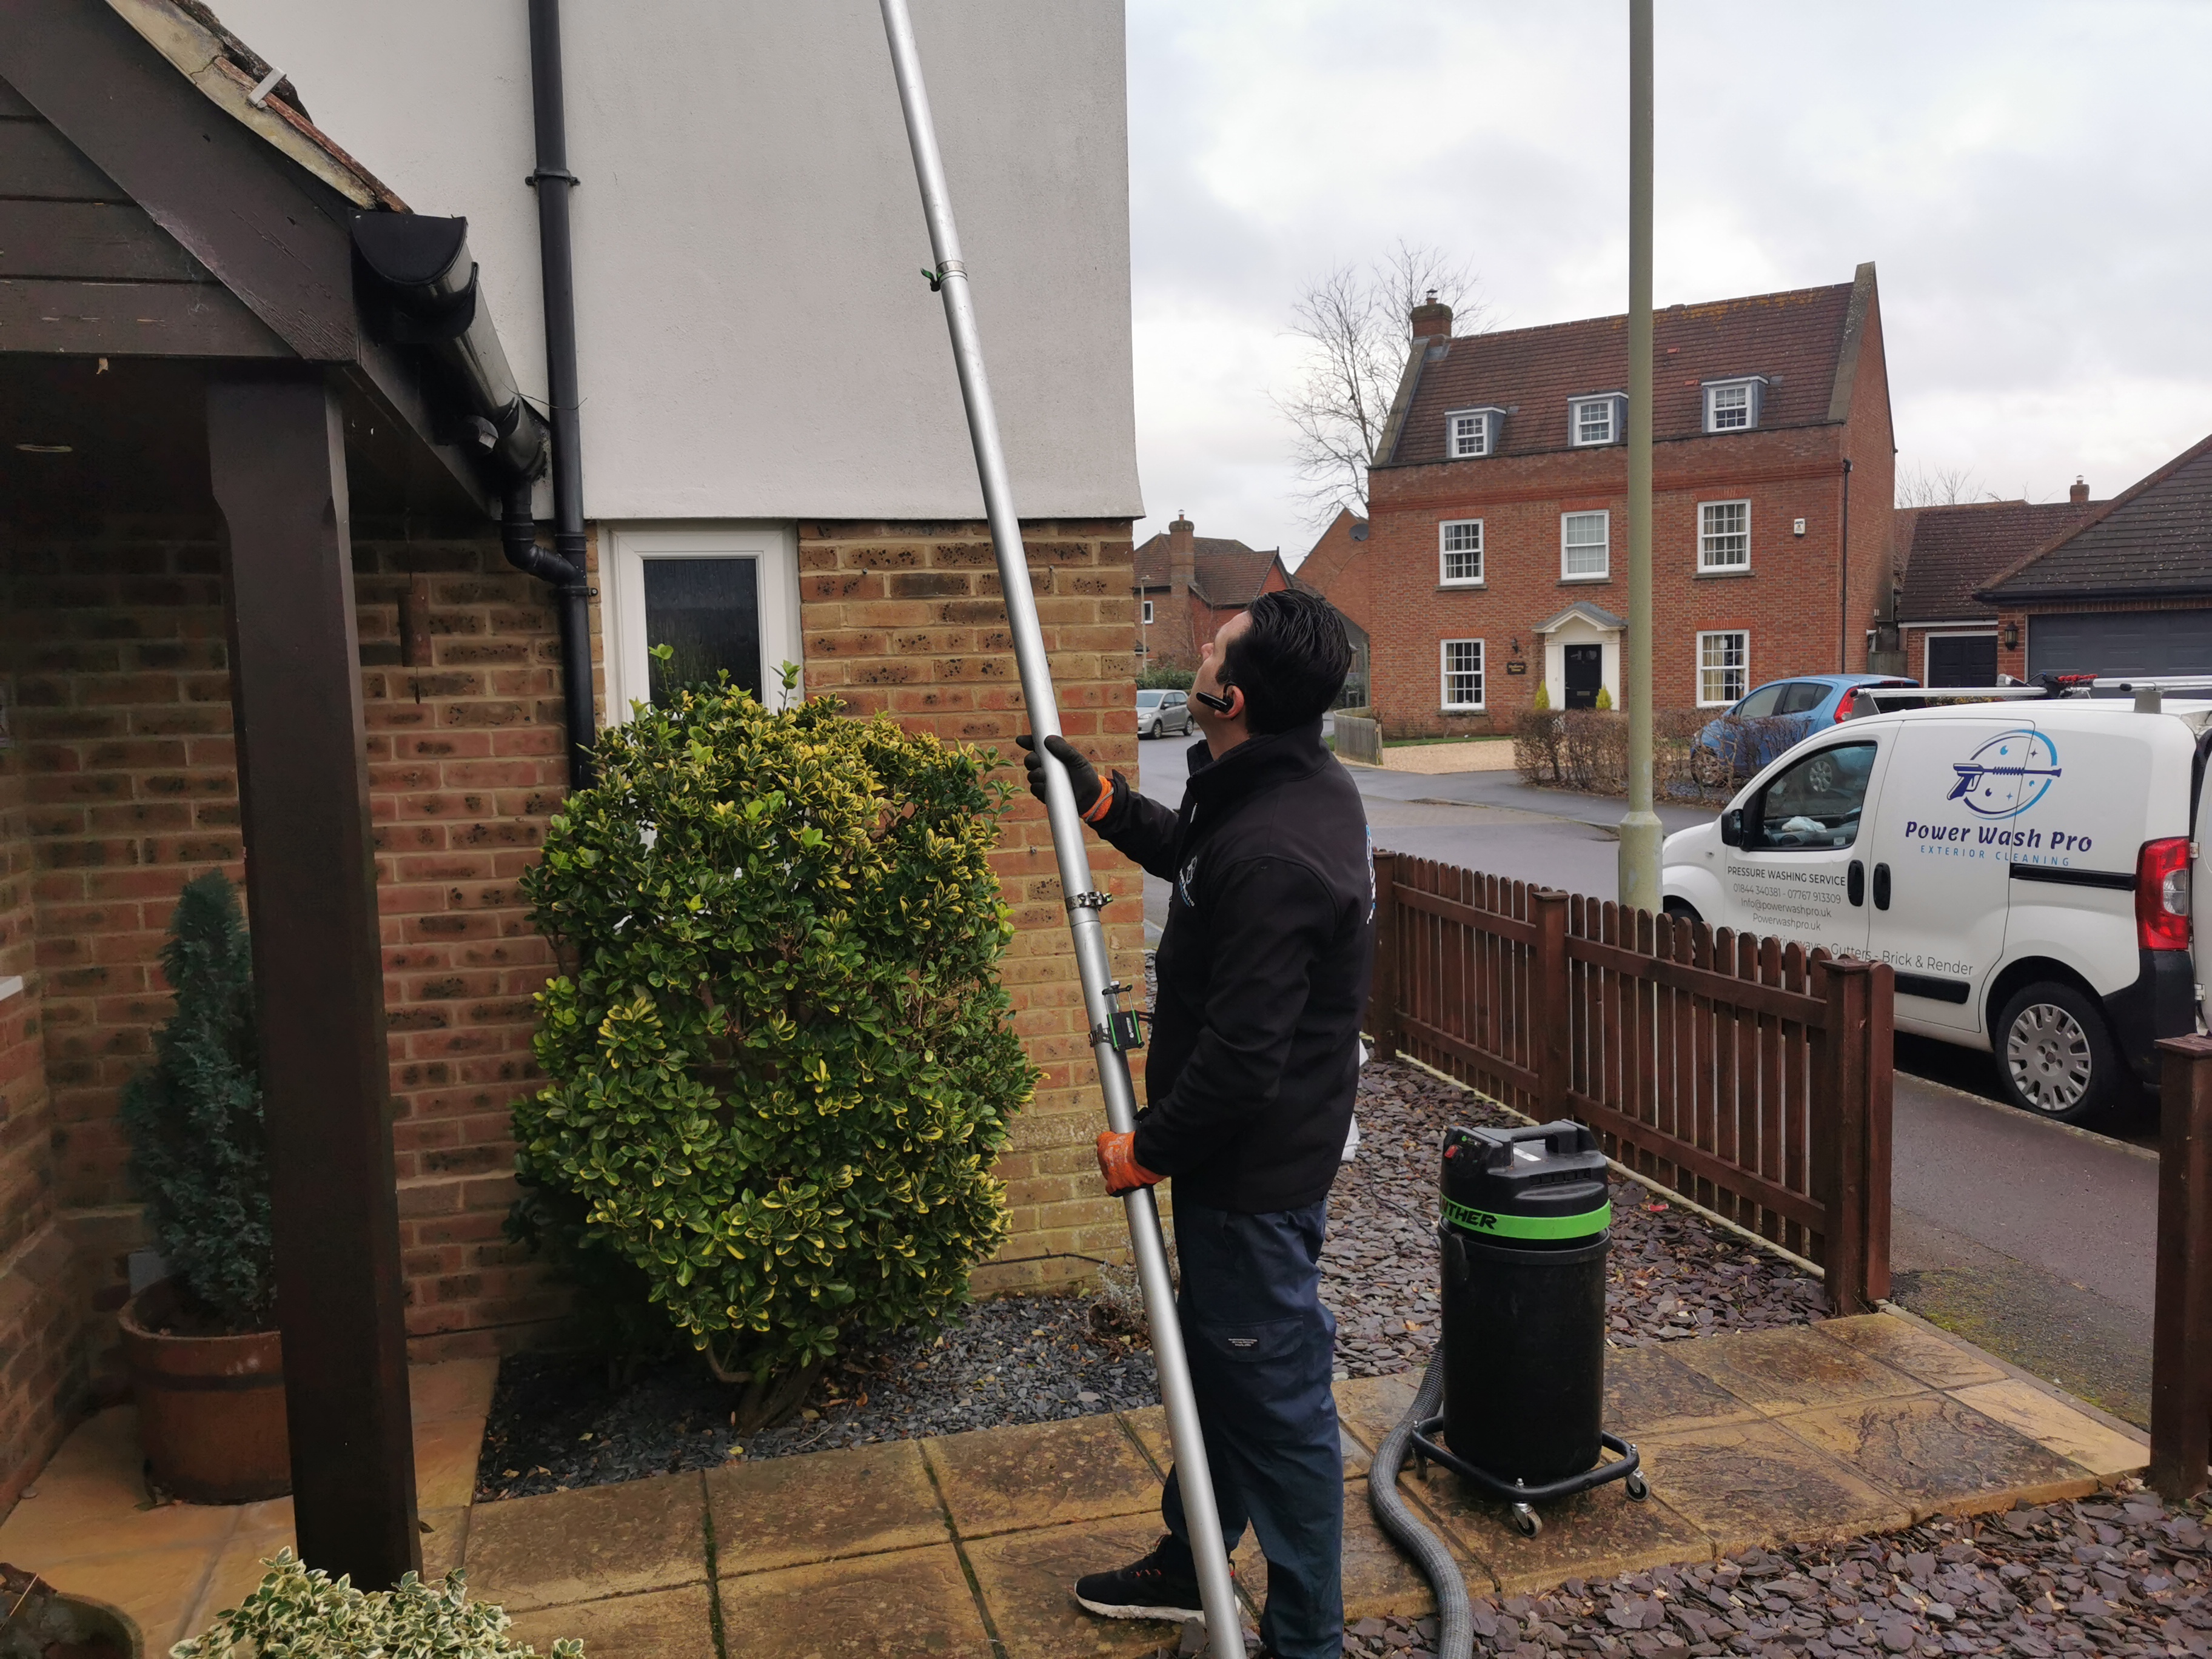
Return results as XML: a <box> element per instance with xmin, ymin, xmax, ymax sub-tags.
<box><xmin>0</xmin><ymin>1355</ymin><xmax>497</xmax><ymax>1652</ymax></box>
<box><xmin>0</xmin><ymin>1313</ymin><xmax>2152</xmax><ymax>1658</ymax></box>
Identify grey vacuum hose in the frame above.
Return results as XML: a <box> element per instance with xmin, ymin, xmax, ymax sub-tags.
<box><xmin>1369</xmin><ymin>1351</ymin><xmax>1472</xmax><ymax>1659</ymax></box>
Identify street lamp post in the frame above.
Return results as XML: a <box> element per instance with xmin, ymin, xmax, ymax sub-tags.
<box><xmin>1617</xmin><ymin>0</ymin><xmax>1663</xmax><ymax>914</ymax></box>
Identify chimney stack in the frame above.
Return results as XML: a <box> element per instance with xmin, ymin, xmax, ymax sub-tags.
<box><xmin>1409</xmin><ymin>287</ymin><xmax>1453</xmax><ymax>338</ymax></box>
<box><xmin>1168</xmin><ymin>513</ymin><xmax>1196</xmax><ymax>599</ymax></box>
<box><xmin>2069</xmin><ymin>477</ymin><xmax>2089</xmax><ymax>506</ymax></box>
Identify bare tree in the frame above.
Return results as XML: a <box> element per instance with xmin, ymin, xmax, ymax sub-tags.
<box><xmin>1275</xmin><ymin>242</ymin><xmax>1488</xmax><ymax>528</ymax></box>
<box><xmin>1895</xmin><ymin>462</ymin><xmax>1981</xmax><ymax>508</ymax></box>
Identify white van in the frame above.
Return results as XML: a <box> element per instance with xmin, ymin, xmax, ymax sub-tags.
<box><xmin>1661</xmin><ymin>683</ymin><xmax>2210</xmax><ymax>1124</ymax></box>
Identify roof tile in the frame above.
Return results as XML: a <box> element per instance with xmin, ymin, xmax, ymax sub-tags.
<box><xmin>1980</xmin><ymin>436</ymin><xmax>2212</xmax><ymax>603</ymax></box>
<box><xmin>1386</xmin><ymin>281</ymin><xmax>1855</xmax><ymax>467</ymax></box>
<box><xmin>1895</xmin><ymin>500</ymin><xmax>2100</xmax><ymax>623</ymax></box>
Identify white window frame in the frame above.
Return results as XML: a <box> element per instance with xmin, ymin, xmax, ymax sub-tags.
<box><xmin>1698</xmin><ymin>499</ymin><xmax>1751</xmax><ymax>572</ymax></box>
<box><xmin>1444</xmin><ymin>406</ymin><xmax>1501</xmax><ymax>459</ymax></box>
<box><xmin>1697</xmin><ymin>629</ymin><xmax>1749</xmax><ymax>707</ymax></box>
<box><xmin>1702</xmin><ymin>378</ymin><xmax>1763</xmax><ymax>434</ymax></box>
<box><xmin>1438</xmin><ymin>519</ymin><xmax>1484</xmax><ymax>586</ymax></box>
<box><xmin>601</xmin><ymin>523</ymin><xmax>803</xmax><ymax>722</ymax></box>
<box><xmin>1560</xmin><ymin>510</ymin><xmax>1610</xmax><ymax>581</ymax></box>
<box><xmin>1569</xmin><ymin>394</ymin><xmax>1621</xmax><ymax>447</ymax></box>
<box><xmin>1440</xmin><ymin>638</ymin><xmax>1485</xmax><ymax>710</ymax></box>
<box><xmin>1142</xmin><ymin>598</ymin><xmax>1155</xmax><ymax>625</ymax></box>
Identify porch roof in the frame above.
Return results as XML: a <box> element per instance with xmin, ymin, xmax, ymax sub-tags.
<box><xmin>1533</xmin><ymin>601</ymin><xmax>1627</xmax><ymax>634</ymax></box>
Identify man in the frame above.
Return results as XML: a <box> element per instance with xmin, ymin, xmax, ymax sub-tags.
<box><xmin>1018</xmin><ymin>588</ymin><xmax>1372</xmax><ymax>1659</ymax></box>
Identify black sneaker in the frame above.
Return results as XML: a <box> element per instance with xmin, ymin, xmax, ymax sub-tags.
<box><xmin>1072</xmin><ymin>1537</ymin><xmax>1208</xmax><ymax>1621</ymax></box>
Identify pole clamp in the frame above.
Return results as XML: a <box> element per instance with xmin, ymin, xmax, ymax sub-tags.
<box><xmin>526</xmin><ymin>167</ymin><xmax>581</xmax><ymax>187</ymax></box>
<box><xmin>1091</xmin><ymin>1010</ymin><xmax>1145</xmax><ymax>1052</ymax></box>
<box><xmin>921</xmin><ymin>259</ymin><xmax>968</xmax><ymax>292</ymax></box>
<box><xmin>1065</xmin><ymin>891</ymin><xmax>1113</xmax><ymax>913</ymax></box>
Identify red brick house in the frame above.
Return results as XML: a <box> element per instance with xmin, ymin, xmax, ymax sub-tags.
<box><xmin>1891</xmin><ymin>486</ymin><xmax>2099</xmax><ymax>686</ymax></box>
<box><xmin>1132</xmin><ymin>515</ymin><xmax>1290</xmax><ymax>671</ymax></box>
<box><xmin>1349</xmin><ymin>265</ymin><xmax>1895</xmax><ymax>735</ymax></box>
<box><xmin>1980</xmin><ymin>432</ymin><xmax>2212</xmax><ymax>680</ymax></box>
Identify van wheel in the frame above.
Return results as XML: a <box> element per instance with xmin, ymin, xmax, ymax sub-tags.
<box><xmin>1995</xmin><ymin>981</ymin><xmax>2126</xmax><ymax>1125</ymax></box>
<box><xmin>1663</xmin><ymin>899</ymin><xmax>1702</xmax><ymax>925</ymax></box>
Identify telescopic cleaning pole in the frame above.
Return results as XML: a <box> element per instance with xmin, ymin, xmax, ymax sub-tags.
<box><xmin>876</xmin><ymin>4</ymin><xmax>1241</xmax><ymax>1652</ymax></box>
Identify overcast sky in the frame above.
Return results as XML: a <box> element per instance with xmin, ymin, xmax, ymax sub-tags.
<box><xmin>1123</xmin><ymin>1</ymin><xmax>2212</xmax><ymax>566</ymax></box>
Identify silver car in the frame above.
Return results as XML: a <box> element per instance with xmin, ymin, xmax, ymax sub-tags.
<box><xmin>1136</xmin><ymin>688</ymin><xmax>1193</xmax><ymax>739</ymax></box>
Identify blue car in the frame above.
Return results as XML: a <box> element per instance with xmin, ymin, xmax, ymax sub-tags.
<box><xmin>1690</xmin><ymin>672</ymin><xmax>1917</xmax><ymax>786</ymax></box>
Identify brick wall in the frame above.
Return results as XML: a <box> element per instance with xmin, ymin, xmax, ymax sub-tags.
<box><xmin>0</xmin><ymin>681</ymin><xmax>83</xmax><ymax>1511</ymax></box>
<box><xmin>1293</xmin><ymin>511</ymin><xmax>1373</xmax><ymax>638</ymax></box>
<box><xmin>0</xmin><ymin>508</ymin><xmax>1143</xmax><ymax>1500</ymax></box>
<box><xmin>792</xmin><ymin>518</ymin><xmax>1146</xmax><ymax>1292</ymax></box>
<box><xmin>0</xmin><ymin>523</ymin><xmax>577</xmax><ymax>1373</ymax></box>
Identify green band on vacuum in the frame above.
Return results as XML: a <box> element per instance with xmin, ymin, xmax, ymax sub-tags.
<box><xmin>1442</xmin><ymin>1196</ymin><xmax>1610</xmax><ymax>1240</ymax></box>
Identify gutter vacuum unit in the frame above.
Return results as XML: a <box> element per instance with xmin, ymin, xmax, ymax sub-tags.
<box><xmin>874</xmin><ymin>4</ymin><xmax>1242</xmax><ymax>1653</ymax></box>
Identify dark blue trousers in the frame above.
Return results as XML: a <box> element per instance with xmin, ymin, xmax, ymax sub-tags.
<box><xmin>1156</xmin><ymin>1200</ymin><xmax>1342</xmax><ymax>1659</ymax></box>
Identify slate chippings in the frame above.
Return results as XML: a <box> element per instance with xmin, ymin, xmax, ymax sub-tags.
<box><xmin>1318</xmin><ymin>1487</ymin><xmax>2212</xmax><ymax>1658</ymax></box>
<box><xmin>1324</xmin><ymin>1061</ymin><xmax>1826</xmax><ymax>1378</ymax></box>
<box><xmin>474</xmin><ymin>1287</ymin><xmax>1158</xmax><ymax>1500</ymax></box>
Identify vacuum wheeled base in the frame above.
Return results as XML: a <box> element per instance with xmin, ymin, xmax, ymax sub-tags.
<box><xmin>1406</xmin><ymin>1421</ymin><xmax>1647</xmax><ymax>1538</ymax></box>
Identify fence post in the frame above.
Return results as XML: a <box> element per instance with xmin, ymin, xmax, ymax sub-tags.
<box><xmin>1864</xmin><ymin>961</ymin><xmax>1894</xmax><ymax>1304</ymax></box>
<box><xmin>1533</xmin><ymin>888</ymin><xmax>1569</xmax><ymax>1124</ymax></box>
<box><xmin>1369</xmin><ymin>850</ymin><xmax>1401</xmax><ymax>1062</ymax></box>
<box><xmin>2150</xmin><ymin>1034</ymin><xmax>2212</xmax><ymax>1502</ymax></box>
<box><xmin>1818</xmin><ymin>959</ymin><xmax>1872</xmax><ymax>1316</ymax></box>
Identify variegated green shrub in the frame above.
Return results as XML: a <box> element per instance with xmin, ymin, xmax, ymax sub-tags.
<box><xmin>172</xmin><ymin>1550</ymin><xmax>580</xmax><ymax>1658</ymax></box>
<box><xmin>514</xmin><ymin>679</ymin><xmax>1031</xmax><ymax>1421</ymax></box>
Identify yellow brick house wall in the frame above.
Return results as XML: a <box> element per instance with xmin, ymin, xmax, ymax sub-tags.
<box><xmin>787</xmin><ymin>518</ymin><xmax>1147</xmax><ymax>1293</ymax></box>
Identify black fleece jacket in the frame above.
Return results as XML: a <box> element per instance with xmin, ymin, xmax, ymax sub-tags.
<box><xmin>1093</xmin><ymin>721</ymin><xmax>1373</xmax><ymax>1213</ymax></box>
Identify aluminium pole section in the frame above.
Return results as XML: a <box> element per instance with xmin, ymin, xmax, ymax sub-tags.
<box><xmin>1617</xmin><ymin>0</ymin><xmax>1663</xmax><ymax>913</ymax></box>
<box><xmin>875</xmin><ymin>5</ymin><xmax>1243</xmax><ymax>1654</ymax></box>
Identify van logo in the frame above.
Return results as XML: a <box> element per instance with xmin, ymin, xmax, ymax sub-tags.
<box><xmin>1948</xmin><ymin>730</ymin><xmax>2061</xmax><ymax>819</ymax></box>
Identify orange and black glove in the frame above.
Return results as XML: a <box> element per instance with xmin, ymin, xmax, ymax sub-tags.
<box><xmin>1096</xmin><ymin>1131</ymin><xmax>1162</xmax><ymax>1196</ymax></box>
<box><xmin>1016</xmin><ymin>732</ymin><xmax>1115</xmax><ymax>823</ymax></box>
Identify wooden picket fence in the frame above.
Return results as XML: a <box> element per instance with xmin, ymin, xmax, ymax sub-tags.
<box><xmin>1366</xmin><ymin>850</ymin><xmax>1894</xmax><ymax>1314</ymax></box>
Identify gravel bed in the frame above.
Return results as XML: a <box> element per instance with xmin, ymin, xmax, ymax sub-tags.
<box><xmin>1324</xmin><ymin>1062</ymin><xmax>1826</xmax><ymax>1378</ymax></box>
<box><xmin>478</xmin><ymin>1019</ymin><xmax>1823</xmax><ymax>1497</ymax></box>
<box><xmin>1312</xmin><ymin>1484</ymin><xmax>2212</xmax><ymax>1658</ymax></box>
<box><xmin>474</xmin><ymin>1288</ymin><xmax>1156</xmax><ymax>1501</ymax></box>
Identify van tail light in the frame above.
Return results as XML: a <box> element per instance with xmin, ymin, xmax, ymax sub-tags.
<box><xmin>2136</xmin><ymin>837</ymin><xmax>2192</xmax><ymax>951</ymax></box>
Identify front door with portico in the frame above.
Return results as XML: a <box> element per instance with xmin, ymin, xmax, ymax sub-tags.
<box><xmin>1564</xmin><ymin>645</ymin><xmax>1603</xmax><ymax>709</ymax></box>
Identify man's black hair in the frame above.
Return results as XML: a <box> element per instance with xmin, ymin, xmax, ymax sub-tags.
<box><xmin>1221</xmin><ymin>588</ymin><xmax>1352</xmax><ymax>735</ymax></box>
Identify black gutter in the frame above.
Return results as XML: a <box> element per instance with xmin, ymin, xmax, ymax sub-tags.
<box><xmin>527</xmin><ymin>0</ymin><xmax>593</xmax><ymax>790</ymax></box>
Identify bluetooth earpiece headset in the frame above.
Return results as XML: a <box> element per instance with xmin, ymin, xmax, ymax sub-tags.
<box><xmin>1191</xmin><ymin>685</ymin><xmax>1236</xmax><ymax>714</ymax></box>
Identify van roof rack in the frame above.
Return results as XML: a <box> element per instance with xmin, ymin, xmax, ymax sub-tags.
<box><xmin>1845</xmin><ymin>671</ymin><xmax>2212</xmax><ymax>709</ymax></box>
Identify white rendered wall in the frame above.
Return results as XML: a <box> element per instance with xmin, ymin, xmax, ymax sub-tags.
<box><xmin>212</xmin><ymin>0</ymin><xmax>1141</xmax><ymax>523</ymax></box>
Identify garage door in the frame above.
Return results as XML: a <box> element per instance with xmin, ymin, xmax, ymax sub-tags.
<box><xmin>1926</xmin><ymin>633</ymin><xmax>1997</xmax><ymax>686</ymax></box>
<box><xmin>2026</xmin><ymin>610</ymin><xmax>2212</xmax><ymax>677</ymax></box>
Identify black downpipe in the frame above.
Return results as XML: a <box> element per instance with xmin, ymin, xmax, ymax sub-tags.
<box><xmin>526</xmin><ymin>0</ymin><xmax>594</xmax><ymax>790</ymax></box>
<box><xmin>1838</xmin><ymin>457</ymin><xmax>1853</xmax><ymax>674</ymax></box>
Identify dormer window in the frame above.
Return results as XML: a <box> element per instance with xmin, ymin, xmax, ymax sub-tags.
<box><xmin>1446</xmin><ymin>406</ymin><xmax>1504</xmax><ymax>459</ymax></box>
<box><xmin>1702</xmin><ymin>377</ymin><xmax>1766</xmax><ymax>433</ymax></box>
<box><xmin>1569</xmin><ymin>394</ymin><xmax>1624</xmax><ymax>447</ymax></box>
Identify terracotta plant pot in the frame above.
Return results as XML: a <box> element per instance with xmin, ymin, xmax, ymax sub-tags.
<box><xmin>118</xmin><ymin>1278</ymin><xmax>289</xmax><ymax>1504</ymax></box>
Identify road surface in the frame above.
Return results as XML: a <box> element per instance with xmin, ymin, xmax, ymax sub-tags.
<box><xmin>1131</xmin><ymin>729</ymin><xmax>2162</xmax><ymax>1426</ymax></box>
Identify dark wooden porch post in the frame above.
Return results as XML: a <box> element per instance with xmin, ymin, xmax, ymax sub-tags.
<box><xmin>207</xmin><ymin>365</ymin><xmax>420</xmax><ymax>1586</ymax></box>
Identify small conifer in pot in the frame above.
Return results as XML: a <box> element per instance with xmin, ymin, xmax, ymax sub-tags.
<box><xmin>120</xmin><ymin>870</ymin><xmax>275</xmax><ymax>1332</ymax></box>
